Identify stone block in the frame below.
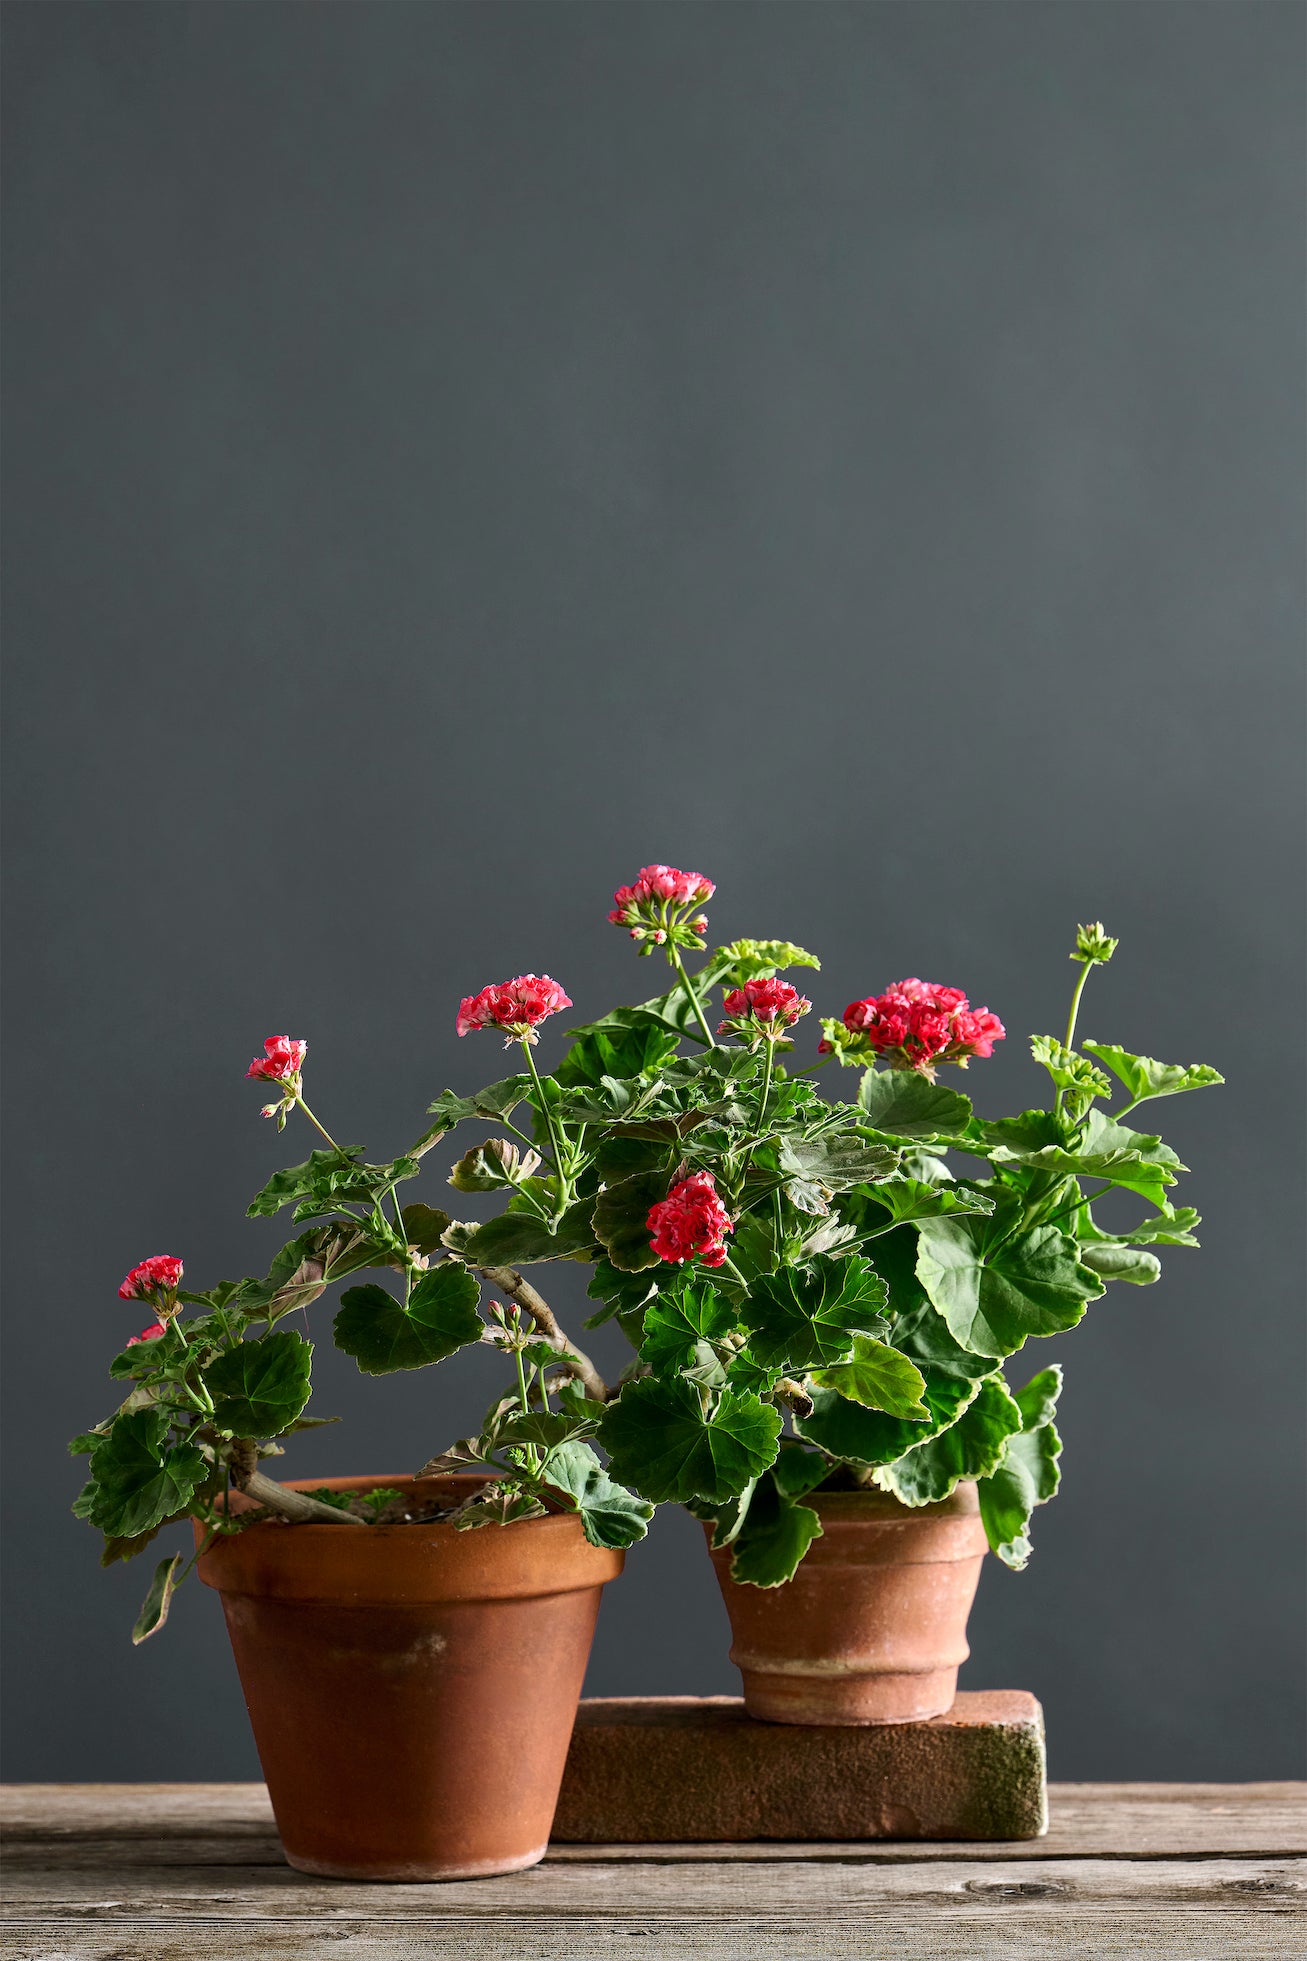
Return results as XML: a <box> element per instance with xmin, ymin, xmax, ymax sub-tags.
<box><xmin>553</xmin><ymin>1692</ymin><xmax>1047</xmax><ymax>1842</ymax></box>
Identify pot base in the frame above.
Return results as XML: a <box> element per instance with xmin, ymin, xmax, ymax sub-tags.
<box><xmin>284</xmin><ymin>1840</ymin><xmax>549</xmax><ymax>1883</ymax></box>
<box><xmin>736</xmin><ymin>1663</ymin><xmax>960</xmax><ymax>1726</ymax></box>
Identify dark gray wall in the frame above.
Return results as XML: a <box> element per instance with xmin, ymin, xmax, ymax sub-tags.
<box><xmin>3</xmin><ymin>0</ymin><xmax>1303</xmax><ymax>1784</ymax></box>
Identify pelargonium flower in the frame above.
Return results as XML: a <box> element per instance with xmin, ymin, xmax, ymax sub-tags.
<box><xmin>647</xmin><ymin>1171</ymin><xmax>734</xmax><ymax>1268</ymax></box>
<box><xmin>719</xmin><ymin>975</ymin><xmax>812</xmax><ymax>1041</ymax></box>
<box><xmin>118</xmin><ymin>1255</ymin><xmax>184</xmax><ymax>1306</ymax></box>
<box><xmin>125</xmin><ymin>1321</ymin><xmax>167</xmax><ymax>1347</ymax></box>
<box><xmin>608</xmin><ymin>864</ymin><xmax>715</xmax><ymax>953</ymax></box>
<box><xmin>246</xmin><ymin>1037</ymin><xmax>307</xmax><ymax>1086</ymax></box>
<box><xmin>821</xmin><ymin>979</ymin><xmax>1005</xmax><ymax>1074</ymax></box>
<box><xmin>456</xmin><ymin>974</ymin><xmax>573</xmax><ymax>1045</ymax></box>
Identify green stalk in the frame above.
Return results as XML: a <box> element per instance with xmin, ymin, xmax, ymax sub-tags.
<box><xmin>521</xmin><ymin>1039</ymin><xmax>570</xmax><ymax>1219</ymax></box>
<box><xmin>667</xmin><ymin>941</ymin><xmax>718</xmax><ymax>1049</ymax></box>
<box><xmin>757</xmin><ymin>1036</ymin><xmax>777</xmax><ymax>1135</ymax></box>
<box><xmin>295</xmin><ymin>1095</ymin><xmax>343</xmax><ymax>1153</ymax></box>
<box><xmin>1054</xmin><ymin>964</ymin><xmax>1095</xmax><ymax>1117</ymax></box>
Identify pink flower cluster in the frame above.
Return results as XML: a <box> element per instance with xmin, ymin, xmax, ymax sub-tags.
<box><xmin>719</xmin><ymin>976</ymin><xmax>811</xmax><ymax>1041</ymax></box>
<box><xmin>456</xmin><ymin>974</ymin><xmax>573</xmax><ymax>1044</ymax></box>
<box><xmin>118</xmin><ymin>1255</ymin><xmax>183</xmax><ymax>1333</ymax></box>
<box><xmin>829</xmin><ymin>979</ymin><xmax>1005</xmax><ymax>1072</ymax></box>
<box><xmin>247</xmin><ymin>1035</ymin><xmax>308</xmax><ymax>1120</ymax></box>
<box><xmin>609</xmin><ymin>864</ymin><xmax>715</xmax><ymax>947</ymax></box>
<box><xmin>647</xmin><ymin>1171</ymin><xmax>734</xmax><ymax>1268</ymax></box>
<box><xmin>118</xmin><ymin>1254</ymin><xmax>184</xmax><ymax>1302</ymax></box>
<box><xmin>246</xmin><ymin>1035</ymin><xmax>306</xmax><ymax>1085</ymax></box>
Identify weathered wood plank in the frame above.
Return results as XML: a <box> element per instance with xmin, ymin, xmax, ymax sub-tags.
<box><xmin>3</xmin><ymin>1782</ymin><xmax>1303</xmax><ymax>1859</ymax></box>
<box><xmin>2</xmin><ymin>1913</ymin><xmax>1304</xmax><ymax>1961</ymax></box>
<box><xmin>3</xmin><ymin>1855</ymin><xmax>1303</xmax><ymax>1916</ymax></box>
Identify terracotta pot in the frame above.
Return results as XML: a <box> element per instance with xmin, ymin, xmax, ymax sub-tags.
<box><xmin>197</xmin><ymin>1474</ymin><xmax>623</xmax><ymax>1880</ymax></box>
<box><xmin>708</xmin><ymin>1483</ymin><xmax>987</xmax><ymax>1725</ymax></box>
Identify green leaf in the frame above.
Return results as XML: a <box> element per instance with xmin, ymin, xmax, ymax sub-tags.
<box><xmin>1082</xmin><ymin>1042</ymin><xmax>1224</xmax><ymax>1108</ymax></box>
<box><xmin>810</xmin><ymin>1335</ymin><xmax>929</xmax><ymax>1420</ymax></box>
<box><xmin>539</xmin><ymin>1440</ymin><xmax>654</xmax><ymax>1549</ymax></box>
<box><xmin>879</xmin><ymin>1376</ymin><xmax>1024</xmax><ymax>1505</ymax></box>
<box><xmin>420</xmin><ymin>1074</ymin><xmax>533</xmax><ymax>1142</ymax></box>
<box><xmin>333</xmin><ymin>1266</ymin><xmax>482</xmax><ymax>1374</ymax></box>
<box><xmin>246</xmin><ymin>1149</ymin><xmax>421</xmax><ymax>1223</ymax></box>
<box><xmin>796</xmin><ymin>1370</ymin><xmax>980</xmax><ymax>1468</ymax></box>
<box><xmin>1029</xmin><ymin>1036</ymin><xmax>1112</xmax><ymax>1104</ymax></box>
<box><xmin>771</xmin><ymin>1440</ymin><xmax>832</xmax><ymax>1498</ymax></box>
<box><xmin>1111</xmin><ymin>1204</ymin><xmax>1202</xmax><ymax>1248</ymax></box>
<box><xmin>204</xmin><ymin>1331</ymin><xmax>313</xmax><ymax>1437</ymax></box>
<box><xmin>132</xmin><ymin>1554</ymin><xmax>184</xmax><ymax>1644</ymax></box>
<box><xmin>713</xmin><ymin>939</ymin><xmax>821</xmax><ymax>985</ymax></box>
<box><xmin>980</xmin><ymin>1108</ymin><xmax>1186</xmax><ymax>1205</ymax></box>
<box><xmin>641</xmin><ymin>1283</ymin><xmax>737</xmax><ymax>1373</ymax></box>
<box><xmin>728</xmin><ymin>1477</ymin><xmax>823</xmax><ymax>1587</ymax></box>
<box><xmin>856</xmin><ymin>1071</ymin><xmax>974</xmax><ymax>1140</ymax></box>
<box><xmin>977</xmin><ymin>1366</ymin><xmax>1063</xmax><ymax>1568</ymax></box>
<box><xmin>777</xmin><ymin>1134</ymin><xmax>899</xmax><ymax>1190</ymax></box>
<box><xmin>743</xmin><ymin>1255</ymin><xmax>889</xmax><ymax>1371</ymax></box>
<box><xmin>78</xmin><ymin>1411</ymin><xmax>209</xmax><ymax>1540</ymax></box>
<box><xmin>1077</xmin><ymin>1243</ymin><xmax>1162</xmax><ymax>1285</ymax></box>
<box><xmin>599</xmin><ymin>1378</ymin><xmax>782</xmax><ymax>1504</ymax></box>
<box><xmin>494</xmin><ymin>1410</ymin><xmax>597</xmax><ymax>1451</ymax></box>
<box><xmin>554</xmin><ymin>1018</ymin><xmax>682</xmax><ymax>1090</ymax></box>
<box><xmin>591</xmin><ymin>1162</ymin><xmax>676</xmax><ymax>1271</ymax></box>
<box><xmin>584</xmin><ymin>1260</ymin><xmax>667</xmax><ymax>1330</ymax></box>
<box><xmin>916</xmin><ymin>1214</ymin><xmax>1103</xmax><ymax>1358</ymax></box>
<box><xmin>858</xmin><ymin>1178</ymin><xmax>995</xmax><ymax>1228</ymax></box>
<box><xmin>460</xmin><ymin>1200</ymin><xmax>601</xmax><ymax>1267</ymax></box>
<box><xmin>400</xmin><ymin>1204</ymin><xmax>453</xmax><ymax>1256</ymax></box>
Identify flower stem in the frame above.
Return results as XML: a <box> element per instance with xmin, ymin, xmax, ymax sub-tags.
<box><xmin>757</xmin><ymin>1037</ymin><xmax>777</xmax><ymax>1135</ymax></box>
<box><xmin>668</xmin><ymin>941</ymin><xmax>718</xmax><ymax>1048</ymax></box>
<box><xmin>521</xmin><ymin>1040</ymin><xmax>570</xmax><ymax>1218</ymax></box>
<box><xmin>1055</xmin><ymin>964</ymin><xmax>1095</xmax><ymax>1116</ymax></box>
<box><xmin>295</xmin><ymin>1095</ymin><xmax>343</xmax><ymax>1153</ymax></box>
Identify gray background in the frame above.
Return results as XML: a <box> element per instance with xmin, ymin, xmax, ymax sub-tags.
<box><xmin>3</xmin><ymin>0</ymin><xmax>1303</xmax><ymax>1783</ymax></box>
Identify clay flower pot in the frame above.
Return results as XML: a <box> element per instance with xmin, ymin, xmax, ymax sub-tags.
<box><xmin>197</xmin><ymin>1473</ymin><xmax>623</xmax><ymax>1879</ymax></box>
<box><xmin>708</xmin><ymin>1483</ymin><xmax>987</xmax><ymax>1725</ymax></box>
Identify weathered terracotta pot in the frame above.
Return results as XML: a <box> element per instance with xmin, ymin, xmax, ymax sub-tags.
<box><xmin>197</xmin><ymin>1473</ymin><xmax>623</xmax><ymax>1880</ymax></box>
<box><xmin>708</xmin><ymin>1483</ymin><xmax>987</xmax><ymax>1725</ymax></box>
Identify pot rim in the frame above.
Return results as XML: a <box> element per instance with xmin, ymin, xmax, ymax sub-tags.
<box><xmin>197</xmin><ymin>1472</ymin><xmax>624</xmax><ymax>1602</ymax></box>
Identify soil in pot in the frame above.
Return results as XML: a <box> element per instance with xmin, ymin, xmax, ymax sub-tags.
<box><xmin>197</xmin><ymin>1473</ymin><xmax>623</xmax><ymax>1880</ymax></box>
<box><xmin>709</xmin><ymin>1482</ymin><xmax>987</xmax><ymax>1725</ymax></box>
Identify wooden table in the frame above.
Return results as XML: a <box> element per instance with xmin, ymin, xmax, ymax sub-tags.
<box><xmin>2</xmin><ymin>1782</ymin><xmax>1303</xmax><ymax>1958</ymax></box>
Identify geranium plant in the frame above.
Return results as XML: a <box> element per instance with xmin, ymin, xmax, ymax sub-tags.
<box><xmin>72</xmin><ymin>867</ymin><xmax>1220</xmax><ymax>1640</ymax></box>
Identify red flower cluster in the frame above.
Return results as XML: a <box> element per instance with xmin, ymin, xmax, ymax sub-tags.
<box><xmin>246</xmin><ymin>1036</ymin><xmax>307</xmax><ymax>1085</ymax></box>
<box><xmin>118</xmin><ymin>1255</ymin><xmax>184</xmax><ymax>1304</ymax></box>
<box><xmin>828</xmin><ymin>980</ymin><xmax>1005</xmax><ymax>1072</ymax></box>
<box><xmin>719</xmin><ymin>976</ymin><xmax>811</xmax><ymax>1040</ymax></box>
<box><xmin>609</xmin><ymin>864</ymin><xmax>715</xmax><ymax>947</ymax></box>
<box><xmin>456</xmin><ymin>974</ymin><xmax>573</xmax><ymax>1044</ymax></box>
<box><xmin>647</xmin><ymin>1171</ymin><xmax>734</xmax><ymax>1268</ymax></box>
<box><xmin>126</xmin><ymin>1321</ymin><xmax>167</xmax><ymax>1347</ymax></box>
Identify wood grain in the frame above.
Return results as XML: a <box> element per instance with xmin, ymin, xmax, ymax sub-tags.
<box><xmin>3</xmin><ymin>1783</ymin><xmax>1303</xmax><ymax>1961</ymax></box>
<box><xmin>4</xmin><ymin>1781</ymin><xmax>1302</xmax><ymax>1858</ymax></box>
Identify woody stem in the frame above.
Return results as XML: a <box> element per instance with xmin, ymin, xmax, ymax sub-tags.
<box><xmin>476</xmin><ymin>1264</ymin><xmax>609</xmax><ymax>1403</ymax></box>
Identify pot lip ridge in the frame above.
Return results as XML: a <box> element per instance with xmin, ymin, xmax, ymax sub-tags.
<box><xmin>196</xmin><ymin>1472</ymin><xmax>624</xmax><ymax>1602</ymax></box>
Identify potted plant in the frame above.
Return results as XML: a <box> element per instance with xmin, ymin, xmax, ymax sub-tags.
<box><xmin>70</xmin><ymin>1026</ymin><xmax>651</xmax><ymax>1880</ymax></box>
<box><xmin>406</xmin><ymin>870</ymin><xmax>1220</xmax><ymax>1725</ymax></box>
<box><xmin>73</xmin><ymin>867</ymin><xmax>1222</xmax><ymax>1876</ymax></box>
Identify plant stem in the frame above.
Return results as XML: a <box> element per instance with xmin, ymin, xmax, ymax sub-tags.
<box><xmin>227</xmin><ymin>1447</ymin><xmax>361</xmax><ymax>1526</ymax></box>
<box><xmin>295</xmin><ymin>1096</ymin><xmax>343</xmax><ymax>1153</ymax></box>
<box><xmin>1055</xmin><ymin>964</ymin><xmax>1094</xmax><ymax>1117</ymax></box>
<box><xmin>667</xmin><ymin>941</ymin><xmax>718</xmax><ymax>1049</ymax></box>
<box><xmin>475</xmin><ymin>1263</ymin><xmax>609</xmax><ymax>1402</ymax></box>
<box><xmin>757</xmin><ymin>1037</ymin><xmax>777</xmax><ymax>1135</ymax></box>
<box><xmin>521</xmin><ymin>1040</ymin><xmax>570</xmax><ymax>1218</ymax></box>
